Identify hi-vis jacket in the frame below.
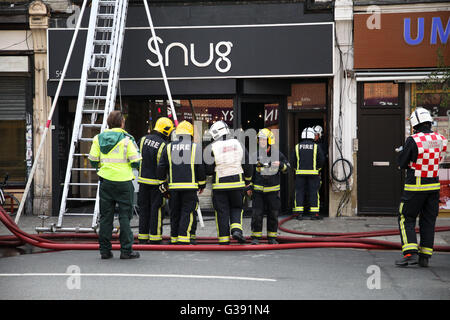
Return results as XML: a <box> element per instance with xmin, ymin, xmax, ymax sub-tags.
<box><xmin>206</xmin><ymin>138</ymin><xmax>253</xmax><ymax>190</ymax></box>
<box><xmin>137</xmin><ymin>131</ymin><xmax>168</xmax><ymax>185</ymax></box>
<box><xmin>250</xmin><ymin>147</ymin><xmax>289</xmax><ymax>193</ymax></box>
<box><xmin>291</xmin><ymin>139</ymin><xmax>325</xmax><ymax>175</ymax></box>
<box><xmin>88</xmin><ymin>128</ymin><xmax>141</xmax><ymax>181</ymax></box>
<box><xmin>157</xmin><ymin>135</ymin><xmax>206</xmax><ymax>190</ymax></box>
<box><xmin>398</xmin><ymin>129</ymin><xmax>447</xmax><ymax>192</ymax></box>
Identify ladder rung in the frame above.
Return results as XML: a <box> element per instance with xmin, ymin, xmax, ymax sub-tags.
<box><xmin>69</xmin><ymin>183</ymin><xmax>98</xmax><ymax>186</ymax></box>
<box><xmin>73</xmin><ymin>153</ymin><xmax>89</xmax><ymax>157</ymax></box>
<box><xmin>97</xmin><ymin>13</ymin><xmax>115</xmax><ymax>19</ymax></box>
<box><xmin>81</xmin><ymin>124</ymin><xmax>102</xmax><ymax>128</ymax></box>
<box><xmin>79</xmin><ymin>138</ymin><xmax>94</xmax><ymax>142</ymax></box>
<box><xmin>71</xmin><ymin>168</ymin><xmax>96</xmax><ymax>171</ymax></box>
<box><xmin>90</xmin><ymin>67</ymin><xmax>110</xmax><ymax>72</ymax></box>
<box><xmin>85</xmin><ymin>95</ymin><xmax>107</xmax><ymax>100</ymax></box>
<box><xmin>64</xmin><ymin>213</ymin><xmax>95</xmax><ymax>216</ymax></box>
<box><xmin>98</xmin><ymin>2</ymin><xmax>116</xmax><ymax>7</ymax></box>
<box><xmin>93</xmin><ymin>53</ymin><xmax>109</xmax><ymax>59</ymax></box>
<box><xmin>95</xmin><ymin>28</ymin><xmax>114</xmax><ymax>33</ymax></box>
<box><xmin>93</xmin><ymin>39</ymin><xmax>113</xmax><ymax>45</ymax></box>
<box><xmin>86</xmin><ymin>82</ymin><xmax>108</xmax><ymax>86</ymax></box>
<box><xmin>82</xmin><ymin>110</ymin><xmax>106</xmax><ymax>114</ymax></box>
<box><xmin>66</xmin><ymin>198</ymin><xmax>97</xmax><ymax>201</ymax></box>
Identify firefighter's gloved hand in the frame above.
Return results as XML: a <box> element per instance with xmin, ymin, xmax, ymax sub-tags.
<box><xmin>159</xmin><ymin>183</ymin><xmax>170</xmax><ymax>199</ymax></box>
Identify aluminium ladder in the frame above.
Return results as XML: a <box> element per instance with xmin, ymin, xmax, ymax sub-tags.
<box><xmin>56</xmin><ymin>0</ymin><xmax>129</xmax><ymax>232</ymax></box>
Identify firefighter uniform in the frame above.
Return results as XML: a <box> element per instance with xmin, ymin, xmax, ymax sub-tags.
<box><xmin>88</xmin><ymin>125</ymin><xmax>142</xmax><ymax>259</ymax></box>
<box><xmin>137</xmin><ymin>117</ymin><xmax>174</xmax><ymax>244</ymax></box>
<box><xmin>396</xmin><ymin>108</ymin><xmax>447</xmax><ymax>267</ymax></box>
<box><xmin>291</xmin><ymin>128</ymin><xmax>325</xmax><ymax>219</ymax></box>
<box><xmin>250</xmin><ymin>129</ymin><xmax>289</xmax><ymax>244</ymax></box>
<box><xmin>157</xmin><ymin>121</ymin><xmax>206</xmax><ymax>244</ymax></box>
<box><xmin>206</xmin><ymin>121</ymin><xmax>253</xmax><ymax>244</ymax></box>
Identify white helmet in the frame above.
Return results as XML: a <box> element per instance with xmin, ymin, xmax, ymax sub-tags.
<box><xmin>312</xmin><ymin>125</ymin><xmax>323</xmax><ymax>138</ymax></box>
<box><xmin>301</xmin><ymin>127</ymin><xmax>315</xmax><ymax>140</ymax></box>
<box><xmin>410</xmin><ymin>107</ymin><xmax>433</xmax><ymax>128</ymax></box>
<box><xmin>209</xmin><ymin>120</ymin><xmax>230</xmax><ymax>141</ymax></box>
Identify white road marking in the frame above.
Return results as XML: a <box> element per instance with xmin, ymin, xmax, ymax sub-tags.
<box><xmin>0</xmin><ymin>273</ymin><xmax>276</xmax><ymax>282</ymax></box>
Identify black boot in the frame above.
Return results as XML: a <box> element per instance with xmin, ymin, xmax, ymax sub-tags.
<box><xmin>101</xmin><ymin>251</ymin><xmax>113</xmax><ymax>260</ymax></box>
<box><xmin>311</xmin><ymin>213</ymin><xmax>323</xmax><ymax>220</ymax></box>
<box><xmin>395</xmin><ymin>253</ymin><xmax>418</xmax><ymax>267</ymax></box>
<box><xmin>418</xmin><ymin>255</ymin><xmax>429</xmax><ymax>267</ymax></box>
<box><xmin>251</xmin><ymin>237</ymin><xmax>260</xmax><ymax>245</ymax></box>
<box><xmin>120</xmin><ymin>251</ymin><xmax>140</xmax><ymax>259</ymax></box>
<box><xmin>232</xmin><ymin>231</ymin><xmax>246</xmax><ymax>244</ymax></box>
<box><xmin>267</xmin><ymin>238</ymin><xmax>278</xmax><ymax>245</ymax></box>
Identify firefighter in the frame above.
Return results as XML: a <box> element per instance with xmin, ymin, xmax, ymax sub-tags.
<box><xmin>206</xmin><ymin>121</ymin><xmax>252</xmax><ymax>244</ymax></box>
<box><xmin>291</xmin><ymin>127</ymin><xmax>325</xmax><ymax>220</ymax></box>
<box><xmin>313</xmin><ymin>125</ymin><xmax>328</xmax><ymax>158</ymax></box>
<box><xmin>156</xmin><ymin>120</ymin><xmax>206</xmax><ymax>244</ymax></box>
<box><xmin>137</xmin><ymin>117</ymin><xmax>174</xmax><ymax>244</ymax></box>
<box><xmin>88</xmin><ymin>111</ymin><xmax>142</xmax><ymax>259</ymax></box>
<box><xmin>395</xmin><ymin>107</ymin><xmax>447</xmax><ymax>267</ymax></box>
<box><xmin>249</xmin><ymin>128</ymin><xmax>289</xmax><ymax>245</ymax></box>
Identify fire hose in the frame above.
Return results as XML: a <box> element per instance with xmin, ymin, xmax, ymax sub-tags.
<box><xmin>1</xmin><ymin>207</ymin><xmax>450</xmax><ymax>252</ymax></box>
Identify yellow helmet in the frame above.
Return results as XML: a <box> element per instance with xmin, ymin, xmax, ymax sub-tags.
<box><xmin>176</xmin><ymin>120</ymin><xmax>194</xmax><ymax>136</ymax></box>
<box><xmin>154</xmin><ymin>117</ymin><xmax>174</xmax><ymax>136</ymax></box>
<box><xmin>257</xmin><ymin>128</ymin><xmax>275</xmax><ymax>145</ymax></box>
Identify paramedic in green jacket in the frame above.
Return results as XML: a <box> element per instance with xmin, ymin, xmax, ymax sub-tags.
<box><xmin>88</xmin><ymin>111</ymin><xmax>142</xmax><ymax>259</ymax></box>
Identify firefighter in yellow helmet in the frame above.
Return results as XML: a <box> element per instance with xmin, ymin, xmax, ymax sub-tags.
<box><xmin>88</xmin><ymin>111</ymin><xmax>142</xmax><ymax>259</ymax></box>
<box><xmin>137</xmin><ymin>117</ymin><xmax>174</xmax><ymax>244</ymax></box>
<box><xmin>157</xmin><ymin>120</ymin><xmax>206</xmax><ymax>244</ymax></box>
<box><xmin>248</xmin><ymin>128</ymin><xmax>289</xmax><ymax>244</ymax></box>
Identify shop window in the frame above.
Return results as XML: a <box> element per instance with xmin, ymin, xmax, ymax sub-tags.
<box><xmin>363</xmin><ymin>82</ymin><xmax>399</xmax><ymax>107</ymax></box>
<box><xmin>287</xmin><ymin>83</ymin><xmax>326</xmax><ymax>110</ymax></box>
<box><xmin>0</xmin><ymin>120</ymin><xmax>26</xmax><ymax>183</ymax></box>
<box><xmin>146</xmin><ymin>98</ymin><xmax>233</xmax><ymax>145</ymax></box>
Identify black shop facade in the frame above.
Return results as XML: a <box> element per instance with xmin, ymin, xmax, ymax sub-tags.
<box><xmin>47</xmin><ymin>1</ymin><xmax>334</xmax><ymax>216</ymax></box>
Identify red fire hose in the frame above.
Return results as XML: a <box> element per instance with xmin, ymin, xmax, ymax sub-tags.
<box><xmin>1</xmin><ymin>207</ymin><xmax>450</xmax><ymax>252</ymax></box>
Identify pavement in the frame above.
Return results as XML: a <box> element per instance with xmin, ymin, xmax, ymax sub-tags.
<box><xmin>0</xmin><ymin>213</ymin><xmax>449</xmax><ymax>301</ymax></box>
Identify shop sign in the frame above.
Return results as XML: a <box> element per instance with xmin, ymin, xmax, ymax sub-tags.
<box><xmin>354</xmin><ymin>11</ymin><xmax>450</xmax><ymax>69</ymax></box>
<box><xmin>48</xmin><ymin>23</ymin><xmax>334</xmax><ymax>81</ymax></box>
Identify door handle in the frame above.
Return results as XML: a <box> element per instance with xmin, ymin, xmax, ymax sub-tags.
<box><xmin>373</xmin><ymin>161</ymin><xmax>390</xmax><ymax>167</ymax></box>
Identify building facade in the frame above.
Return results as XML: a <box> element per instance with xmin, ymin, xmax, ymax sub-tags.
<box><xmin>1</xmin><ymin>0</ymin><xmax>448</xmax><ymax>218</ymax></box>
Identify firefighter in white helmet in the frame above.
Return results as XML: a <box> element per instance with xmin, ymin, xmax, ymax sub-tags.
<box><xmin>206</xmin><ymin>121</ymin><xmax>253</xmax><ymax>244</ymax></box>
<box><xmin>395</xmin><ymin>107</ymin><xmax>447</xmax><ymax>267</ymax></box>
<box><xmin>291</xmin><ymin>127</ymin><xmax>325</xmax><ymax>220</ymax></box>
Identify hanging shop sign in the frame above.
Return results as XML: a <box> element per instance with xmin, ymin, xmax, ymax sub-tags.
<box><xmin>354</xmin><ymin>11</ymin><xmax>449</xmax><ymax>69</ymax></box>
<box><xmin>48</xmin><ymin>23</ymin><xmax>334</xmax><ymax>82</ymax></box>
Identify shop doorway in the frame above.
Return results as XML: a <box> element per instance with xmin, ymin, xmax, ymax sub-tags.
<box><xmin>287</xmin><ymin>111</ymin><xmax>329</xmax><ymax>216</ymax></box>
<box><xmin>357</xmin><ymin>82</ymin><xmax>404</xmax><ymax>214</ymax></box>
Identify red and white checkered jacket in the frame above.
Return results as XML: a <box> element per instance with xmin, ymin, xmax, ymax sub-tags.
<box><xmin>409</xmin><ymin>132</ymin><xmax>448</xmax><ymax>178</ymax></box>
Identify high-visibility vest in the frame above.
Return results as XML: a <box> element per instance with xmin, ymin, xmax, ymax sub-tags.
<box><xmin>88</xmin><ymin>128</ymin><xmax>141</xmax><ymax>181</ymax></box>
<box><xmin>295</xmin><ymin>141</ymin><xmax>319</xmax><ymax>175</ymax></box>
<box><xmin>409</xmin><ymin>132</ymin><xmax>447</xmax><ymax>178</ymax></box>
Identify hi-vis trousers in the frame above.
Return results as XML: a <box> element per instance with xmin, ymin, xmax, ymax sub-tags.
<box><xmin>251</xmin><ymin>191</ymin><xmax>280</xmax><ymax>239</ymax></box>
<box><xmin>398</xmin><ymin>191</ymin><xmax>439</xmax><ymax>258</ymax></box>
<box><xmin>169</xmin><ymin>190</ymin><xmax>198</xmax><ymax>244</ymax></box>
<box><xmin>212</xmin><ymin>189</ymin><xmax>244</xmax><ymax>244</ymax></box>
<box><xmin>138</xmin><ymin>184</ymin><xmax>164</xmax><ymax>243</ymax></box>
<box><xmin>293</xmin><ymin>175</ymin><xmax>321</xmax><ymax>215</ymax></box>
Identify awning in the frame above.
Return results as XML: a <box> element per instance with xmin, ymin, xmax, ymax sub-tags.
<box><xmin>355</xmin><ymin>70</ymin><xmax>446</xmax><ymax>82</ymax></box>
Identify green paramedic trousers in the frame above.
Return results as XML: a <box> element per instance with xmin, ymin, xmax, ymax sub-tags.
<box><xmin>98</xmin><ymin>178</ymin><xmax>135</xmax><ymax>255</ymax></box>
